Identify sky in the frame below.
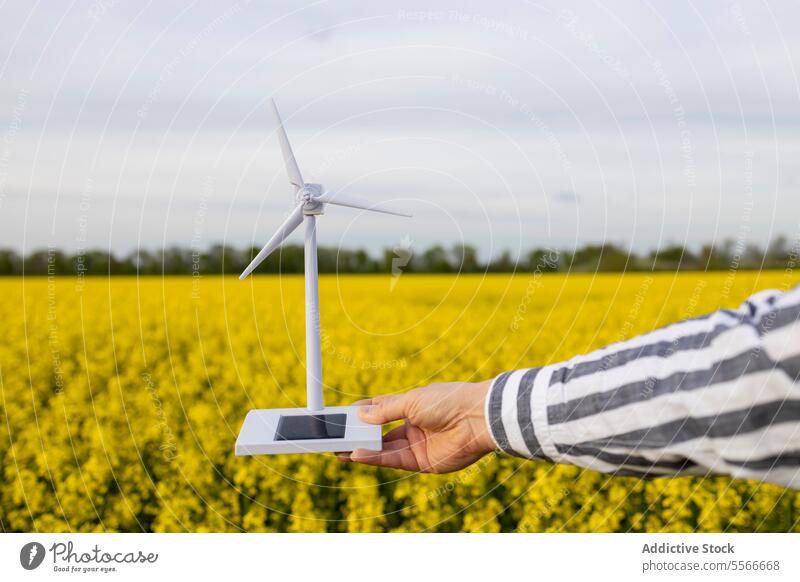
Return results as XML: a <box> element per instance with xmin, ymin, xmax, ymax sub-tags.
<box><xmin>1</xmin><ymin>0</ymin><xmax>799</xmax><ymax>261</ymax></box>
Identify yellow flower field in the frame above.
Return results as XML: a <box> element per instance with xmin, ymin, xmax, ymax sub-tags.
<box><xmin>1</xmin><ymin>271</ymin><xmax>798</xmax><ymax>532</ymax></box>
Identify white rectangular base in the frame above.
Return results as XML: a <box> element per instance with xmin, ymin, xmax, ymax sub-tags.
<box><xmin>235</xmin><ymin>406</ymin><xmax>383</xmax><ymax>456</ymax></box>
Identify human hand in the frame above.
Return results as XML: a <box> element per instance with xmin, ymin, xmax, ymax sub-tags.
<box><xmin>336</xmin><ymin>380</ymin><xmax>495</xmax><ymax>473</ymax></box>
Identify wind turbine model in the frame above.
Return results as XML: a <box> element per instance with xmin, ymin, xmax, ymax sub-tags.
<box><xmin>235</xmin><ymin>99</ymin><xmax>412</xmax><ymax>456</ymax></box>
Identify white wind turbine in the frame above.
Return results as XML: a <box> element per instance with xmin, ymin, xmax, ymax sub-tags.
<box><xmin>236</xmin><ymin>99</ymin><xmax>412</xmax><ymax>456</ymax></box>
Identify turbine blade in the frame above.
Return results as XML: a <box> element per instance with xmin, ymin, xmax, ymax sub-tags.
<box><xmin>270</xmin><ymin>98</ymin><xmax>304</xmax><ymax>190</ymax></box>
<box><xmin>316</xmin><ymin>191</ymin><xmax>412</xmax><ymax>218</ymax></box>
<box><xmin>240</xmin><ymin>204</ymin><xmax>304</xmax><ymax>279</ymax></box>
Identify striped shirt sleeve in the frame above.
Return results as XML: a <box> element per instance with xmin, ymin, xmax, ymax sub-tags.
<box><xmin>485</xmin><ymin>283</ymin><xmax>800</xmax><ymax>489</ymax></box>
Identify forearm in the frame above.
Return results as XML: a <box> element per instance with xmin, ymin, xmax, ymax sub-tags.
<box><xmin>485</xmin><ymin>284</ymin><xmax>800</xmax><ymax>488</ymax></box>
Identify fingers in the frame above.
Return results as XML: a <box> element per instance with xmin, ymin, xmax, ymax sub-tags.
<box><xmin>335</xmin><ymin>423</ymin><xmax>407</xmax><ymax>462</ymax></box>
<box><xmin>382</xmin><ymin>423</ymin><xmax>408</xmax><ymax>442</ymax></box>
<box><xmin>358</xmin><ymin>393</ymin><xmax>413</xmax><ymax>425</ymax></box>
<box><xmin>348</xmin><ymin>440</ymin><xmax>420</xmax><ymax>471</ymax></box>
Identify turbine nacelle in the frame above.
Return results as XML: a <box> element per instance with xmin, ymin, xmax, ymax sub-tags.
<box><xmin>297</xmin><ymin>183</ymin><xmax>325</xmax><ymax>215</ymax></box>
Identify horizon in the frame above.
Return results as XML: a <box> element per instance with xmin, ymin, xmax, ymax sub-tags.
<box><xmin>2</xmin><ymin>231</ymin><xmax>797</xmax><ymax>259</ymax></box>
<box><xmin>3</xmin><ymin>234</ymin><xmax>796</xmax><ymax>277</ymax></box>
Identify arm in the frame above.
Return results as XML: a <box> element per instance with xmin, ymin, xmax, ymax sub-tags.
<box><xmin>339</xmin><ymin>284</ymin><xmax>800</xmax><ymax>489</ymax></box>
<box><xmin>488</xmin><ymin>283</ymin><xmax>800</xmax><ymax>487</ymax></box>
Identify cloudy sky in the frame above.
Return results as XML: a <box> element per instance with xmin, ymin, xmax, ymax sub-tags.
<box><xmin>1</xmin><ymin>0</ymin><xmax>798</xmax><ymax>260</ymax></box>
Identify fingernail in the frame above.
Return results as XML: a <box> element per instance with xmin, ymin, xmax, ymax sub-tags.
<box><xmin>359</xmin><ymin>405</ymin><xmax>376</xmax><ymax>418</ymax></box>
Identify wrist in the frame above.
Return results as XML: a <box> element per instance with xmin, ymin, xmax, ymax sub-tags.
<box><xmin>463</xmin><ymin>379</ymin><xmax>495</xmax><ymax>455</ymax></box>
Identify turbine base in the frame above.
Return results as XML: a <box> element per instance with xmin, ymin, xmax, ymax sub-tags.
<box><xmin>235</xmin><ymin>405</ymin><xmax>382</xmax><ymax>456</ymax></box>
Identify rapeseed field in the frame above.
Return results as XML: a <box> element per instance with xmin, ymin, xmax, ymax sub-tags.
<box><xmin>1</xmin><ymin>271</ymin><xmax>798</xmax><ymax>532</ymax></box>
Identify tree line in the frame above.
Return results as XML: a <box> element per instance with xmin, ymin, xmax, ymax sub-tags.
<box><xmin>0</xmin><ymin>236</ymin><xmax>797</xmax><ymax>276</ymax></box>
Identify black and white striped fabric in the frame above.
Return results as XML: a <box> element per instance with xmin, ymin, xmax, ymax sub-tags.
<box><xmin>485</xmin><ymin>283</ymin><xmax>800</xmax><ymax>488</ymax></box>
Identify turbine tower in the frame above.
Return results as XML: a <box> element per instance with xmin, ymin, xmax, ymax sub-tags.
<box><xmin>240</xmin><ymin>99</ymin><xmax>412</xmax><ymax>418</ymax></box>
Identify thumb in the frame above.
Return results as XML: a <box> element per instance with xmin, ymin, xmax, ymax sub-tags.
<box><xmin>358</xmin><ymin>393</ymin><xmax>412</xmax><ymax>425</ymax></box>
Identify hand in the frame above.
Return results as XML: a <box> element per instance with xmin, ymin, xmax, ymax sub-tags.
<box><xmin>336</xmin><ymin>380</ymin><xmax>496</xmax><ymax>473</ymax></box>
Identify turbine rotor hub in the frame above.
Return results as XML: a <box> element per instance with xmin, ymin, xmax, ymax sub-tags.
<box><xmin>299</xmin><ymin>183</ymin><xmax>325</xmax><ymax>215</ymax></box>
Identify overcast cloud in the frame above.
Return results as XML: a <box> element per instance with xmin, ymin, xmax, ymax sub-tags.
<box><xmin>1</xmin><ymin>0</ymin><xmax>799</xmax><ymax>259</ymax></box>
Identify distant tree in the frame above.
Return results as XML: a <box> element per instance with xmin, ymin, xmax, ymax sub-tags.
<box><xmin>381</xmin><ymin>248</ymin><xmax>395</xmax><ymax>273</ymax></box>
<box><xmin>488</xmin><ymin>250</ymin><xmax>515</xmax><ymax>272</ymax></box>
<box><xmin>699</xmin><ymin>241</ymin><xmax>733</xmax><ymax>271</ymax></box>
<box><xmin>126</xmin><ymin>248</ymin><xmax>158</xmax><ymax>275</ymax></box>
<box><xmin>421</xmin><ymin>245</ymin><xmax>453</xmax><ymax>273</ymax></box>
<box><xmin>200</xmin><ymin>244</ymin><xmax>233</xmax><ymax>275</ymax></box>
<box><xmin>274</xmin><ymin>244</ymin><xmax>305</xmax><ymax>273</ymax></box>
<box><xmin>743</xmin><ymin>243</ymin><xmax>765</xmax><ymax>270</ymax></box>
<box><xmin>351</xmin><ymin>249</ymin><xmax>378</xmax><ymax>273</ymax></box>
<box><xmin>26</xmin><ymin>248</ymin><xmax>71</xmax><ymax>275</ymax></box>
<box><xmin>452</xmin><ymin>243</ymin><xmax>480</xmax><ymax>272</ymax></box>
<box><xmin>75</xmin><ymin>250</ymin><xmax>111</xmax><ymax>275</ymax></box>
<box><xmin>316</xmin><ymin>246</ymin><xmax>339</xmax><ymax>273</ymax></box>
<box><xmin>766</xmin><ymin>236</ymin><xmax>794</xmax><ymax>269</ymax></box>
<box><xmin>649</xmin><ymin>245</ymin><xmax>698</xmax><ymax>271</ymax></box>
<box><xmin>0</xmin><ymin>249</ymin><xmax>22</xmax><ymax>275</ymax></box>
<box><xmin>526</xmin><ymin>249</ymin><xmax>560</xmax><ymax>273</ymax></box>
<box><xmin>571</xmin><ymin>244</ymin><xmax>630</xmax><ymax>272</ymax></box>
<box><xmin>161</xmin><ymin>246</ymin><xmax>191</xmax><ymax>275</ymax></box>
